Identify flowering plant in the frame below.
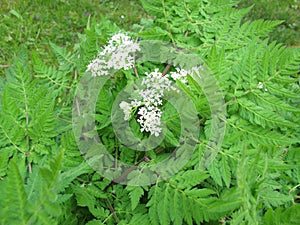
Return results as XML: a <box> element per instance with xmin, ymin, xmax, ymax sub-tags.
<box><xmin>0</xmin><ymin>1</ymin><xmax>299</xmax><ymax>224</ymax></box>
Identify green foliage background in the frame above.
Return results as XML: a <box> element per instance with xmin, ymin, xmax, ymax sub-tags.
<box><xmin>0</xmin><ymin>0</ymin><xmax>299</xmax><ymax>224</ymax></box>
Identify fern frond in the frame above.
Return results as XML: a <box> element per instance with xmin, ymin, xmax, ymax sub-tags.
<box><xmin>170</xmin><ymin>170</ymin><xmax>210</xmax><ymax>189</ymax></box>
<box><xmin>266</xmin><ymin>82</ymin><xmax>299</xmax><ymax>99</ymax></box>
<box><xmin>240</xmin><ymin>19</ymin><xmax>284</xmax><ymax>38</ymax></box>
<box><xmin>277</xmin><ymin>48</ymin><xmax>300</xmax><ymax>77</ymax></box>
<box><xmin>0</xmin><ymin>147</ymin><xmax>14</xmax><ymax>177</ymax></box>
<box><xmin>28</xmin><ymin>88</ymin><xmax>57</xmax><ymax>141</ymax></box>
<box><xmin>227</xmin><ymin>116</ymin><xmax>297</xmax><ymax>146</ymax></box>
<box><xmin>263</xmin><ymin>205</ymin><xmax>300</xmax><ymax>225</ymax></box>
<box><xmin>250</xmin><ymin>90</ymin><xmax>300</xmax><ymax>113</ymax></box>
<box><xmin>0</xmin><ymin>158</ymin><xmax>29</xmax><ymax>224</ymax></box>
<box><xmin>49</xmin><ymin>42</ymin><xmax>76</xmax><ymax>71</ymax></box>
<box><xmin>0</xmin><ymin>113</ymin><xmax>26</xmax><ymax>152</ymax></box>
<box><xmin>220</xmin><ymin>154</ymin><xmax>231</xmax><ymax>188</ymax></box>
<box><xmin>0</xmin><ymin>48</ymin><xmax>63</xmax><ymax>163</ymax></box>
<box><xmin>72</xmin><ymin>184</ymin><xmax>107</xmax><ymax>218</ymax></box>
<box><xmin>259</xmin><ymin>188</ymin><xmax>293</xmax><ymax>208</ymax></box>
<box><xmin>147</xmin><ymin>170</ymin><xmax>229</xmax><ymax>225</ymax></box>
<box><xmin>60</xmin><ymin>131</ymin><xmax>84</xmax><ymax>169</ymax></box>
<box><xmin>237</xmin><ymin>97</ymin><xmax>296</xmax><ymax>128</ymax></box>
<box><xmin>33</xmin><ymin>53</ymin><xmax>72</xmax><ymax>98</ymax></box>
<box><xmin>129</xmin><ymin>213</ymin><xmax>151</xmax><ymax>225</ymax></box>
<box><xmin>147</xmin><ymin>183</ymin><xmax>161</xmax><ymax>225</ymax></box>
<box><xmin>26</xmin><ymin>152</ymin><xmax>64</xmax><ymax>224</ymax></box>
<box><xmin>59</xmin><ymin>162</ymin><xmax>91</xmax><ymax>191</ymax></box>
<box><xmin>140</xmin><ymin>0</ymin><xmax>164</xmax><ymax>17</ymax></box>
<box><xmin>208</xmin><ymin>159</ymin><xmax>223</xmax><ymax>186</ymax></box>
<box><xmin>126</xmin><ymin>186</ymin><xmax>144</xmax><ymax>211</ymax></box>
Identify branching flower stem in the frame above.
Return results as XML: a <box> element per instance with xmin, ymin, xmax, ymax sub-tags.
<box><xmin>105</xmin><ymin>198</ymin><xmax>120</xmax><ymax>223</ymax></box>
<box><xmin>133</xmin><ymin>64</ymin><xmax>139</xmax><ymax>78</ymax></box>
<box><xmin>107</xmin><ymin>147</ymin><xmax>164</xmax><ymax>186</ymax></box>
<box><xmin>162</xmin><ymin>64</ymin><xmax>171</xmax><ymax>76</ymax></box>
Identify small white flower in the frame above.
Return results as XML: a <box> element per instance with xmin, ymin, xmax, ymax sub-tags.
<box><xmin>86</xmin><ymin>58</ymin><xmax>109</xmax><ymax>77</ymax></box>
<box><xmin>170</xmin><ymin>67</ymin><xmax>188</xmax><ymax>83</ymax></box>
<box><xmin>137</xmin><ymin>106</ymin><xmax>162</xmax><ymax>136</ymax></box>
<box><xmin>131</xmin><ymin>99</ymin><xmax>142</xmax><ymax>107</ymax></box>
<box><xmin>257</xmin><ymin>82</ymin><xmax>264</xmax><ymax>89</ymax></box>
<box><xmin>170</xmin><ymin>66</ymin><xmax>202</xmax><ymax>84</ymax></box>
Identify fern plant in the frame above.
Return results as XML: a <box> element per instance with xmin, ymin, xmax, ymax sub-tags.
<box><xmin>0</xmin><ymin>0</ymin><xmax>299</xmax><ymax>224</ymax></box>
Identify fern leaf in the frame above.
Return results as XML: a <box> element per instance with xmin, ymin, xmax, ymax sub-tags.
<box><xmin>73</xmin><ymin>185</ymin><xmax>106</xmax><ymax>218</ymax></box>
<box><xmin>228</xmin><ymin>116</ymin><xmax>297</xmax><ymax>146</ymax></box>
<box><xmin>59</xmin><ymin>162</ymin><xmax>91</xmax><ymax>191</ymax></box>
<box><xmin>263</xmin><ymin>205</ymin><xmax>300</xmax><ymax>225</ymax></box>
<box><xmin>33</xmin><ymin>53</ymin><xmax>72</xmax><ymax>97</ymax></box>
<box><xmin>266</xmin><ymin>82</ymin><xmax>299</xmax><ymax>99</ymax></box>
<box><xmin>278</xmin><ymin>48</ymin><xmax>300</xmax><ymax>76</ymax></box>
<box><xmin>25</xmin><ymin>152</ymin><xmax>64</xmax><ymax>223</ymax></box>
<box><xmin>260</xmin><ymin>188</ymin><xmax>293</xmax><ymax>208</ymax></box>
<box><xmin>158</xmin><ymin>184</ymin><xmax>171</xmax><ymax>225</ymax></box>
<box><xmin>0</xmin><ymin>113</ymin><xmax>26</xmax><ymax>151</ymax></box>
<box><xmin>170</xmin><ymin>188</ymin><xmax>183</xmax><ymax>225</ymax></box>
<box><xmin>170</xmin><ymin>170</ymin><xmax>210</xmax><ymax>189</ymax></box>
<box><xmin>0</xmin><ymin>158</ymin><xmax>28</xmax><ymax>224</ymax></box>
<box><xmin>49</xmin><ymin>42</ymin><xmax>76</xmax><ymax>71</ymax></box>
<box><xmin>220</xmin><ymin>154</ymin><xmax>231</xmax><ymax>188</ymax></box>
<box><xmin>147</xmin><ymin>179</ymin><xmax>218</xmax><ymax>225</ymax></box>
<box><xmin>129</xmin><ymin>213</ymin><xmax>151</xmax><ymax>225</ymax></box>
<box><xmin>241</xmin><ymin>19</ymin><xmax>284</xmax><ymax>38</ymax></box>
<box><xmin>237</xmin><ymin>97</ymin><xmax>296</xmax><ymax>128</ymax></box>
<box><xmin>0</xmin><ymin>147</ymin><xmax>14</xmax><ymax>177</ymax></box>
<box><xmin>140</xmin><ymin>0</ymin><xmax>164</xmax><ymax>17</ymax></box>
<box><xmin>126</xmin><ymin>186</ymin><xmax>144</xmax><ymax>211</ymax></box>
<box><xmin>208</xmin><ymin>159</ymin><xmax>223</xmax><ymax>186</ymax></box>
<box><xmin>251</xmin><ymin>90</ymin><xmax>300</xmax><ymax>113</ymax></box>
<box><xmin>147</xmin><ymin>184</ymin><xmax>161</xmax><ymax>225</ymax></box>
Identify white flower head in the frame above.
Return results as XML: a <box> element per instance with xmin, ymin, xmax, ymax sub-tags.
<box><xmin>170</xmin><ymin>67</ymin><xmax>188</xmax><ymax>83</ymax></box>
<box><xmin>257</xmin><ymin>82</ymin><xmax>264</xmax><ymax>89</ymax></box>
<box><xmin>86</xmin><ymin>33</ymin><xmax>140</xmax><ymax>76</ymax></box>
<box><xmin>119</xmin><ymin>68</ymin><xmax>178</xmax><ymax>136</ymax></box>
<box><xmin>137</xmin><ymin>106</ymin><xmax>162</xmax><ymax>137</ymax></box>
<box><xmin>170</xmin><ymin>66</ymin><xmax>202</xmax><ymax>84</ymax></box>
<box><xmin>120</xmin><ymin>66</ymin><xmax>202</xmax><ymax>136</ymax></box>
<box><xmin>86</xmin><ymin>58</ymin><xmax>109</xmax><ymax>77</ymax></box>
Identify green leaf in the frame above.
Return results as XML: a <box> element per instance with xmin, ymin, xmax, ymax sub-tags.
<box><xmin>170</xmin><ymin>170</ymin><xmax>210</xmax><ymax>189</ymax></box>
<box><xmin>220</xmin><ymin>154</ymin><xmax>231</xmax><ymax>188</ymax></box>
<box><xmin>0</xmin><ymin>158</ymin><xmax>28</xmax><ymax>224</ymax></box>
<box><xmin>208</xmin><ymin>160</ymin><xmax>223</xmax><ymax>186</ymax></box>
<box><xmin>127</xmin><ymin>186</ymin><xmax>144</xmax><ymax>210</ymax></box>
<box><xmin>260</xmin><ymin>188</ymin><xmax>293</xmax><ymax>208</ymax></box>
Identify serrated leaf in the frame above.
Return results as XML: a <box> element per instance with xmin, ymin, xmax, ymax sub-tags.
<box><xmin>220</xmin><ymin>154</ymin><xmax>231</xmax><ymax>188</ymax></box>
<box><xmin>127</xmin><ymin>186</ymin><xmax>144</xmax><ymax>210</ymax></box>
<box><xmin>208</xmin><ymin>160</ymin><xmax>223</xmax><ymax>186</ymax></box>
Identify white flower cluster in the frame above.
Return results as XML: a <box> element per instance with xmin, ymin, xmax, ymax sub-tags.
<box><xmin>257</xmin><ymin>82</ymin><xmax>264</xmax><ymax>89</ymax></box>
<box><xmin>257</xmin><ymin>81</ymin><xmax>268</xmax><ymax>92</ymax></box>
<box><xmin>120</xmin><ymin>68</ymin><xmax>195</xmax><ymax>136</ymax></box>
<box><xmin>169</xmin><ymin>66</ymin><xmax>202</xmax><ymax>83</ymax></box>
<box><xmin>86</xmin><ymin>33</ymin><xmax>140</xmax><ymax>76</ymax></box>
<box><xmin>170</xmin><ymin>67</ymin><xmax>189</xmax><ymax>83</ymax></box>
